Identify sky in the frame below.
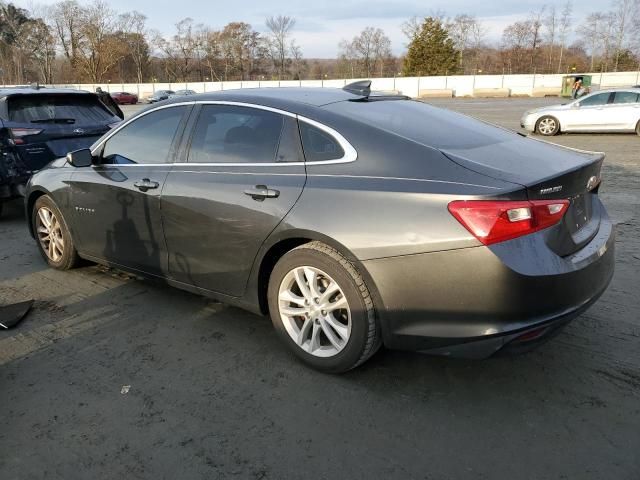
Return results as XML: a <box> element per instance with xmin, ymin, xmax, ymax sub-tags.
<box><xmin>17</xmin><ymin>0</ymin><xmax>606</xmax><ymax>57</ymax></box>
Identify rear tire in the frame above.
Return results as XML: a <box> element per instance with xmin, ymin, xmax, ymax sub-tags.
<box><xmin>536</xmin><ymin>115</ymin><xmax>560</xmax><ymax>136</ymax></box>
<box><xmin>32</xmin><ymin>195</ymin><xmax>80</xmax><ymax>270</ymax></box>
<box><xmin>268</xmin><ymin>241</ymin><xmax>381</xmax><ymax>373</ymax></box>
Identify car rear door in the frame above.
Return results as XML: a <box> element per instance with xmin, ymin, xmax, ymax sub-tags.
<box><xmin>161</xmin><ymin>103</ymin><xmax>306</xmax><ymax>296</ymax></box>
<box><xmin>69</xmin><ymin>104</ymin><xmax>192</xmax><ymax>276</ymax></box>
<box><xmin>609</xmin><ymin>91</ymin><xmax>640</xmax><ymax>130</ymax></box>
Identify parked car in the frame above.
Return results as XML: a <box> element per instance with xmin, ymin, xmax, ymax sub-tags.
<box><xmin>25</xmin><ymin>82</ymin><xmax>614</xmax><ymax>372</ymax></box>
<box><xmin>521</xmin><ymin>88</ymin><xmax>640</xmax><ymax>136</ymax></box>
<box><xmin>0</xmin><ymin>87</ymin><xmax>121</xmax><ymax>217</ymax></box>
<box><xmin>146</xmin><ymin>90</ymin><xmax>175</xmax><ymax>103</ymax></box>
<box><xmin>168</xmin><ymin>89</ymin><xmax>197</xmax><ymax>99</ymax></box>
<box><xmin>110</xmin><ymin>91</ymin><xmax>138</xmax><ymax>105</ymax></box>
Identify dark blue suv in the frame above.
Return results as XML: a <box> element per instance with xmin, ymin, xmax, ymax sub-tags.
<box><xmin>0</xmin><ymin>87</ymin><xmax>122</xmax><ymax>217</ymax></box>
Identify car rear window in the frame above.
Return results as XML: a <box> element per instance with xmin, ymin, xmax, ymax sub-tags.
<box><xmin>325</xmin><ymin>99</ymin><xmax>514</xmax><ymax>150</ymax></box>
<box><xmin>8</xmin><ymin>94</ymin><xmax>115</xmax><ymax>125</ymax></box>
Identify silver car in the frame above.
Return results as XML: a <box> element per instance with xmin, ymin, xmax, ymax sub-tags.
<box><xmin>521</xmin><ymin>88</ymin><xmax>640</xmax><ymax>136</ymax></box>
<box><xmin>168</xmin><ymin>89</ymin><xmax>197</xmax><ymax>99</ymax></box>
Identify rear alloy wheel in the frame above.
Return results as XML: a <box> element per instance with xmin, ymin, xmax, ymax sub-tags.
<box><xmin>33</xmin><ymin>195</ymin><xmax>79</xmax><ymax>270</ymax></box>
<box><xmin>536</xmin><ymin>115</ymin><xmax>560</xmax><ymax>136</ymax></box>
<box><xmin>268</xmin><ymin>241</ymin><xmax>381</xmax><ymax>373</ymax></box>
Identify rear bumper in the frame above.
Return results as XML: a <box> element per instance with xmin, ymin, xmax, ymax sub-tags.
<box><xmin>363</xmin><ymin>210</ymin><xmax>615</xmax><ymax>358</ymax></box>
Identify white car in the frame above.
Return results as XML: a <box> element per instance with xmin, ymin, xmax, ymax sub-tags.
<box><xmin>521</xmin><ymin>88</ymin><xmax>640</xmax><ymax>136</ymax></box>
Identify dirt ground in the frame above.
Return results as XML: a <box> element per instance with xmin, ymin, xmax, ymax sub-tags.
<box><xmin>1</xmin><ymin>98</ymin><xmax>638</xmax><ymax>480</ymax></box>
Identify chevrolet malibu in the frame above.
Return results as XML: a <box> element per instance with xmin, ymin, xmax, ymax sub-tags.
<box><xmin>521</xmin><ymin>88</ymin><xmax>640</xmax><ymax>136</ymax></box>
<box><xmin>25</xmin><ymin>82</ymin><xmax>615</xmax><ymax>372</ymax></box>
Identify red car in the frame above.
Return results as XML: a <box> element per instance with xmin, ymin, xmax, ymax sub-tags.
<box><xmin>110</xmin><ymin>92</ymin><xmax>138</xmax><ymax>105</ymax></box>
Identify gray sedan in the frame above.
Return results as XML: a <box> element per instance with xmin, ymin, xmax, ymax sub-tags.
<box><xmin>25</xmin><ymin>82</ymin><xmax>614</xmax><ymax>372</ymax></box>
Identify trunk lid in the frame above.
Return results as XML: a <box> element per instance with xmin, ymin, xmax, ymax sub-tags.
<box><xmin>441</xmin><ymin>138</ymin><xmax>604</xmax><ymax>256</ymax></box>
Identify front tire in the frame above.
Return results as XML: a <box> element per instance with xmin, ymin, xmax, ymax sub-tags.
<box><xmin>635</xmin><ymin>120</ymin><xmax>640</xmax><ymax>136</ymax></box>
<box><xmin>32</xmin><ymin>195</ymin><xmax>80</xmax><ymax>270</ymax></box>
<box><xmin>536</xmin><ymin>115</ymin><xmax>560</xmax><ymax>136</ymax></box>
<box><xmin>268</xmin><ymin>241</ymin><xmax>381</xmax><ymax>373</ymax></box>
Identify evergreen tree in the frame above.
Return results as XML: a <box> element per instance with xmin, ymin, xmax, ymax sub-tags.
<box><xmin>403</xmin><ymin>17</ymin><xmax>459</xmax><ymax>76</ymax></box>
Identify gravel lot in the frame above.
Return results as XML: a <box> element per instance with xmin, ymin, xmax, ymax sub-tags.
<box><xmin>1</xmin><ymin>98</ymin><xmax>639</xmax><ymax>480</ymax></box>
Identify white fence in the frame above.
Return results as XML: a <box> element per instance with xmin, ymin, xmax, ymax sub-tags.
<box><xmin>49</xmin><ymin>71</ymin><xmax>640</xmax><ymax>99</ymax></box>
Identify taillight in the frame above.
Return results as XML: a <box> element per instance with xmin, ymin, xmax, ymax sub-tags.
<box><xmin>9</xmin><ymin>128</ymin><xmax>43</xmax><ymax>144</ymax></box>
<box><xmin>448</xmin><ymin>199</ymin><xmax>570</xmax><ymax>246</ymax></box>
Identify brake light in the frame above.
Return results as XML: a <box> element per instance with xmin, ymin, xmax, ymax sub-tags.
<box><xmin>9</xmin><ymin>128</ymin><xmax>43</xmax><ymax>144</ymax></box>
<box><xmin>448</xmin><ymin>199</ymin><xmax>570</xmax><ymax>246</ymax></box>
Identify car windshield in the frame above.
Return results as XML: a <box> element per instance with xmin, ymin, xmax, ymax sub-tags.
<box><xmin>8</xmin><ymin>94</ymin><xmax>116</xmax><ymax>125</ymax></box>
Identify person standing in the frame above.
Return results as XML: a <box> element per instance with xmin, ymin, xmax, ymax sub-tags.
<box><xmin>572</xmin><ymin>78</ymin><xmax>583</xmax><ymax>99</ymax></box>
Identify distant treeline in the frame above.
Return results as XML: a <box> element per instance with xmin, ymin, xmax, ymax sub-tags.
<box><xmin>0</xmin><ymin>0</ymin><xmax>638</xmax><ymax>85</ymax></box>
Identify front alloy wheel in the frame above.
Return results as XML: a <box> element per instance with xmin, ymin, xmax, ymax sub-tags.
<box><xmin>536</xmin><ymin>116</ymin><xmax>559</xmax><ymax>136</ymax></box>
<box><xmin>36</xmin><ymin>206</ymin><xmax>65</xmax><ymax>262</ymax></box>
<box><xmin>32</xmin><ymin>195</ymin><xmax>79</xmax><ymax>270</ymax></box>
<box><xmin>278</xmin><ymin>266</ymin><xmax>351</xmax><ymax>357</ymax></box>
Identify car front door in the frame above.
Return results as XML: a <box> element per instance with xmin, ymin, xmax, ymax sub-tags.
<box><xmin>69</xmin><ymin>104</ymin><xmax>192</xmax><ymax>276</ymax></box>
<box><xmin>564</xmin><ymin>92</ymin><xmax>614</xmax><ymax>131</ymax></box>
<box><xmin>161</xmin><ymin>103</ymin><xmax>306</xmax><ymax>296</ymax></box>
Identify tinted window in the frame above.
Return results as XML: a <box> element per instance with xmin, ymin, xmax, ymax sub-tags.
<box><xmin>326</xmin><ymin>99</ymin><xmax>516</xmax><ymax>150</ymax></box>
<box><xmin>299</xmin><ymin>122</ymin><xmax>344</xmax><ymax>162</ymax></box>
<box><xmin>8</xmin><ymin>94</ymin><xmax>116</xmax><ymax>125</ymax></box>
<box><xmin>579</xmin><ymin>93</ymin><xmax>611</xmax><ymax>107</ymax></box>
<box><xmin>101</xmin><ymin>106</ymin><xmax>187</xmax><ymax>164</ymax></box>
<box><xmin>613</xmin><ymin>91</ymin><xmax>639</xmax><ymax>104</ymax></box>
<box><xmin>188</xmin><ymin>105</ymin><xmax>284</xmax><ymax>163</ymax></box>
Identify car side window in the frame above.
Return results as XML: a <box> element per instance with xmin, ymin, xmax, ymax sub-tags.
<box><xmin>612</xmin><ymin>92</ymin><xmax>640</xmax><ymax>104</ymax></box>
<box><xmin>579</xmin><ymin>93</ymin><xmax>611</xmax><ymax>107</ymax></box>
<box><xmin>298</xmin><ymin>122</ymin><xmax>344</xmax><ymax>162</ymax></box>
<box><xmin>188</xmin><ymin>105</ymin><xmax>284</xmax><ymax>163</ymax></box>
<box><xmin>101</xmin><ymin>106</ymin><xmax>187</xmax><ymax>165</ymax></box>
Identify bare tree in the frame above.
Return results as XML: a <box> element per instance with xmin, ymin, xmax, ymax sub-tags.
<box><xmin>529</xmin><ymin>7</ymin><xmax>545</xmax><ymax>71</ymax></box>
<box><xmin>265</xmin><ymin>15</ymin><xmax>295</xmax><ymax>79</ymax></box>
<box><xmin>612</xmin><ymin>0</ymin><xmax>639</xmax><ymax>71</ymax></box>
<box><xmin>556</xmin><ymin>1</ymin><xmax>573</xmax><ymax>73</ymax></box>
<box><xmin>401</xmin><ymin>16</ymin><xmax>422</xmax><ymax>42</ymax></box>
<box><xmin>447</xmin><ymin>14</ymin><xmax>484</xmax><ymax>73</ymax></box>
<box><xmin>173</xmin><ymin>18</ymin><xmax>198</xmax><ymax>81</ymax></box>
<box><xmin>502</xmin><ymin>21</ymin><xmax>534</xmax><ymax>73</ymax></box>
<box><xmin>52</xmin><ymin>0</ymin><xmax>83</xmax><ymax>75</ymax></box>
<box><xmin>339</xmin><ymin>27</ymin><xmax>392</xmax><ymax>78</ymax></box>
<box><xmin>578</xmin><ymin>12</ymin><xmax>605</xmax><ymax>72</ymax></box>
<box><xmin>74</xmin><ymin>1</ymin><xmax>129</xmax><ymax>82</ymax></box>
<box><xmin>120</xmin><ymin>11</ymin><xmax>149</xmax><ymax>83</ymax></box>
<box><xmin>544</xmin><ymin>6</ymin><xmax>557</xmax><ymax>72</ymax></box>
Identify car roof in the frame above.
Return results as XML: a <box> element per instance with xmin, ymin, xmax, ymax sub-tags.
<box><xmin>0</xmin><ymin>87</ymin><xmax>93</xmax><ymax>98</ymax></box>
<box><xmin>160</xmin><ymin>87</ymin><xmax>362</xmax><ymax>111</ymax></box>
<box><xmin>586</xmin><ymin>88</ymin><xmax>640</xmax><ymax>94</ymax></box>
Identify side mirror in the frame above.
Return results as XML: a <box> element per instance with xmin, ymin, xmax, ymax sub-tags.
<box><xmin>66</xmin><ymin>148</ymin><xmax>94</xmax><ymax>167</ymax></box>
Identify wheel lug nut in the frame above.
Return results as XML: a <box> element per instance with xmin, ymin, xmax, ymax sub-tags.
<box><xmin>314</xmin><ymin>298</ymin><xmax>319</xmax><ymax>304</ymax></box>
<box><xmin>321</xmin><ymin>310</ymin><xmax>327</xmax><ymax>316</ymax></box>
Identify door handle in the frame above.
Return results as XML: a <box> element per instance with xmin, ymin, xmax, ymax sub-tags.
<box><xmin>133</xmin><ymin>178</ymin><xmax>160</xmax><ymax>192</ymax></box>
<box><xmin>244</xmin><ymin>185</ymin><xmax>280</xmax><ymax>201</ymax></box>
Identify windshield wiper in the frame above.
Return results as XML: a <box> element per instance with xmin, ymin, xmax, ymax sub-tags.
<box><xmin>30</xmin><ymin>118</ymin><xmax>76</xmax><ymax>124</ymax></box>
